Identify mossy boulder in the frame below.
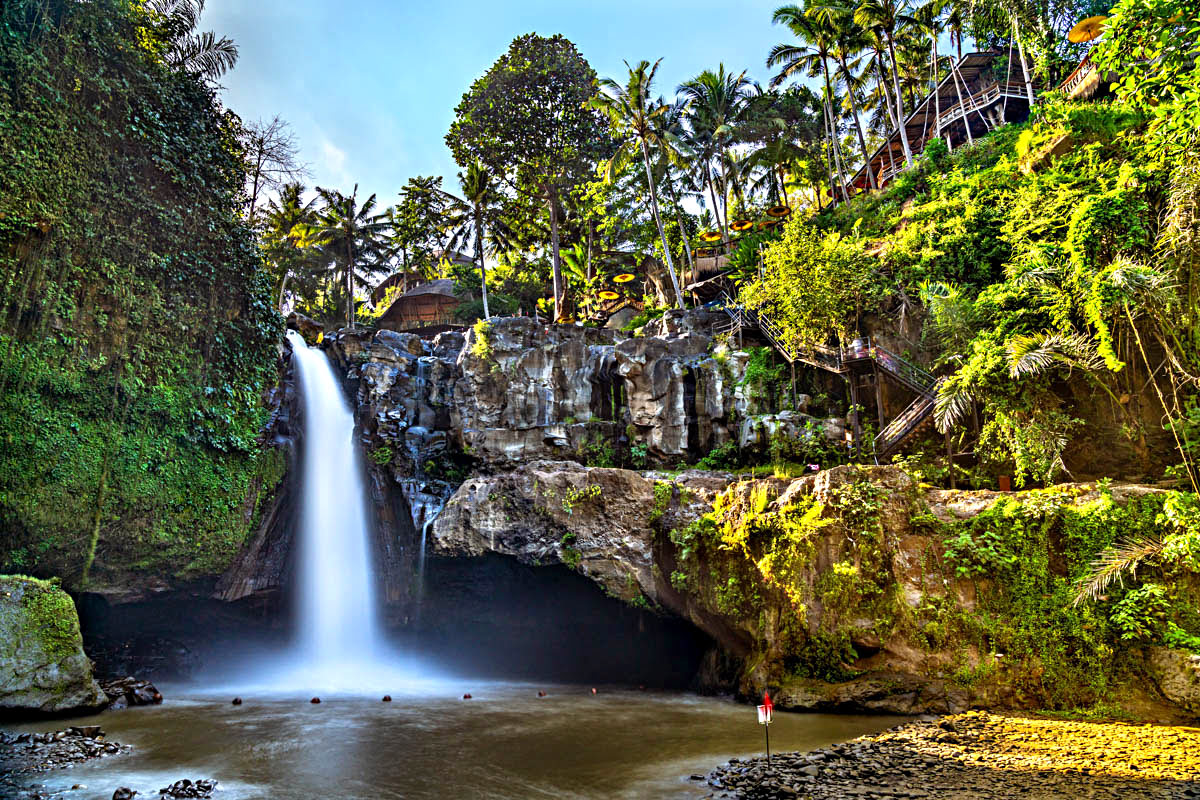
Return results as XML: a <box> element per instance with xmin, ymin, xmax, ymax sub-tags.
<box><xmin>0</xmin><ymin>575</ymin><xmax>107</xmax><ymax>716</ymax></box>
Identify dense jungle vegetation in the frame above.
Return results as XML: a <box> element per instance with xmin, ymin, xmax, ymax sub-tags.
<box><xmin>3</xmin><ymin>0</ymin><xmax>1200</xmax><ymax>684</ymax></box>
<box><xmin>0</xmin><ymin>0</ymin><xmax>283</xmax><ymax>586</ymax></box>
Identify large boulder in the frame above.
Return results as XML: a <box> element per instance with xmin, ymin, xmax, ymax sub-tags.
<box><xmin>0</xmin><ymin>576</ymin><xmax>107</xmax><ymax>716</ymax></box>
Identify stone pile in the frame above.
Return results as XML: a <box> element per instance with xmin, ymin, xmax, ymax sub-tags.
<box><xmin>0</xmin><ymin>726</ymin><xmax>128</xmax><ymax>798</ymax></box>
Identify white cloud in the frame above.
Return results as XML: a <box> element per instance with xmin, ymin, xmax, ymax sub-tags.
<box><xmin>316</xmin><ymin>138</ymin><xmax>354</xmax><ymax>190</ymax></box>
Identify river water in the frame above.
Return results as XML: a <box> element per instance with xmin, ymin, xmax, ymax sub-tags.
<box><xmin>7</xmin><ymin>685</ymin><xmax>899</xmax><ymax>799</ymax></box>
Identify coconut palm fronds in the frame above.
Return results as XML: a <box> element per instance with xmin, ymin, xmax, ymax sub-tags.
<box><xmin>1072</xmin><ymin>534</ymin><xmax>1167</xmax><ymax>607</ymax></box>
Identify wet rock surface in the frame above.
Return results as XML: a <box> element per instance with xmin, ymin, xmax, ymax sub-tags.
<box><xmin>100</xmin><ymin>678</ymin><xmax>162</xmax><ymax>710</ymax></box>
<box><xmin>157</xmin><ymin>778</ymin><xmax>217</xmax><ymax>798</ymax></box>
<box><xmin>0</xmin><ymin>726</ymin><xmax>129</xmax><ymax>798</ymax></box>
<box><xmin>704</xmin><ymin>711</ymin><xmax>1200</xmax><ymax>799</ymax></box>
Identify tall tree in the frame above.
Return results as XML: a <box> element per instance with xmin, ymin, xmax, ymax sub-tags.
<box><xmin>446</xmin><ymin>33</ymin><xmax>609</xmax><ymax>321</ymax></box>
<box><xmin>146</xmin><ymin>0</ymin><xmax>238</xmax><ymax>81</ymax></box>
<box><xmin>678</xmin><ymin>65</ymin><xmax>752</xmax><ymax>242</ymax></box>
<box><xmin>856</xmin><ymin>0</ymin><xmax>919</xmax><ymax>167</ymax></box>
<box><xmin>438</xmin><ymin>161</ymin><xmax>512</xmax><ymax>320</ymax></box>
<box><xmin>241</xmin><ymin>115</ymin><xmax>307</xmax><ymax>227</ymax></box>
<box><xmin>591</xmin><ymin>59</ymin><xmax>686</xmax><ymax>309</ymax></box>
<box><xmin>262</xmin><ymin>182</ymin><xmax>320</xmax><ymax>309</ymax></box>
<box><xmin>769</xmin><ymin>4</ymin><xmax>852</xmax><ymax>202</ymax></box>
<box><xmin>309</xmin><ymin>185</ymin><xmax>388</xmax><ymax>330</ymax></box>
<box><xmin>810</xmin><ymin>1</ymin><xmax>878</xmax><ymax>190</ymax></box>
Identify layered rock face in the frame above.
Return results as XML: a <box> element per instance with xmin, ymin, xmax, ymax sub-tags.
<box><xmin>338</xmin><ymin>313</ymin><xmax>845</xmax><ymax>535</ymax></box>
<box><xmin>0</xmin><ymin>576</ymin><xmax>108</xmax><ymax>716</ymax></box>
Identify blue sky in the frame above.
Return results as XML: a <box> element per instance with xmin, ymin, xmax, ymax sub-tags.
<box><xmin>205</xmin><ymin>0</ymin><xmax>789</xmax><ymax>201</ymax></box>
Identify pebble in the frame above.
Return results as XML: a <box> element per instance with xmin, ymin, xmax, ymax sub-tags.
<box><xmin>310</xmin><ymin>697</ymin><xmax>320</xmax><ymax>704</ymax></box>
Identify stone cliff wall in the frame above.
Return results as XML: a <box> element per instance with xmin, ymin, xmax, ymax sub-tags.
<box><xmin>431</xmin><ymin>461</ymin><xmax>1200</xmax><ymax>717</ymax></box>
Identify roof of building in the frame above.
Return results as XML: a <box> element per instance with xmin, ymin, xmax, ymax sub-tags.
<box><xmin>397</xmin><ymin>278</ymin><xmax>456</xmax><ymax>300</ymax></box>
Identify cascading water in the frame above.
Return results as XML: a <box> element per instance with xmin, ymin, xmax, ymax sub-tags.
<box><xmin>235</xmin><ymin>332</ymin><xmax>443</xmax><ymax>694</ymax></box>
<box><xmin>288</xmin><ymin>330</ymin><xmax>382</xmax><ymax>667</ymax></box>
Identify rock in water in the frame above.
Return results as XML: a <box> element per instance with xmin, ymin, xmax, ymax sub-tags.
<box><xmin>0</xmin><ymin>575</ymin><xmax>108</xmax><ymax>716</ymax></box>
<box><xmin>101</xmin><ymin>677</ymin><xmax>163</xmax><ymax>710</ymax></box>
<box><xmin>112</xmin><ymin>789</ymin><xmax>136</xmax><ymax>800</ymax></box>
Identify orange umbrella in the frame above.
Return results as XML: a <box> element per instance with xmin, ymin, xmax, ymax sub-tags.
<box><xmin>1068</xmin><ymin>16</ymin><xmax>1107</xmax><ymax>43</ymax></box>
<box><xmin>766</xmin><ymin>205</ymin><xmax>792</xmax><ymax>218</ymax></box>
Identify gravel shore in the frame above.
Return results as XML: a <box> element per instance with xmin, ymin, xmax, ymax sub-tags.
<box><xmin>0</xmin><ymin>726</ymin><xmax>129</xmax><ymax>799</ymax></box>
<box><xmin>705</xmin><ymin>711</ymin><xmax>1200</xmax><ymax>799</ymax></box>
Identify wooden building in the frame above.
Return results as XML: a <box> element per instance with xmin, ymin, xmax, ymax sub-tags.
<box><xmin>847</xmin><ymin>51</ymin><xmax>1035</xmax><ymax>193</ymax></box>
<box><xmin>377</xmin><ymin>279</ymin><xmax>460</xmax><ymax>331</ymax></box>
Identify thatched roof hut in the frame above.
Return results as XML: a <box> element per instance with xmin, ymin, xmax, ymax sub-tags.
<box><xmin>377</xmin><ymin>279</ymin><xmax>459</xmax><ymax>331</ymax></box>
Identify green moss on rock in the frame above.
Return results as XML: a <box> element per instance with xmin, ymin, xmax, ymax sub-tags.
<box><xmin>0</xmin><ymin>575</ymin><xmax>107</xmax><ymax>716</ymax></box>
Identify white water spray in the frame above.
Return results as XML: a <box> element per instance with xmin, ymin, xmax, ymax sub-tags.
<box><xmin>227</xmin><ymin>332</ymin><xmax>446</xmax><ymax>695</ymax></box>
<box><xmin>289</xmin><ymin>330</ymin><xmax>382</xmax><ymax>665</ymax></box>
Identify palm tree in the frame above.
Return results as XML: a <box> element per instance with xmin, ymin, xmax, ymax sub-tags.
<box><xmin>810</xmin><ymin>1</ymin><xmax>878</xmax><ymax>190</ymax></box>
<box><xmin>678</xmin><ymin>66</ymin><xmax>752</xmax><ymax>242</ymax></box>
<box><xmin>916</xmin><ymin>0</ymin><xmax>945</xmax><ymax>132</ymax></box>
<box><xmin>591</xmin><ymin>60</ymin><xmax>686</xmax><ymax>309</ymax></box>
<box><xmin>438</xmin><ymin>160</ymin><xmax>511</xmax><ymax>320</ymax></box>
<box><xmin>769</xmin><ymin>4</ymin><xmax>851</xmax><ymax>202</ymax></box>
<box><xmin>650</xmin><ymin>96</ymin><xmax>702</xmax><ymax>277</ymax></box>
<box><xmin>309</xmin><ymin>185</ymin><xmax>389</xmax><ymax>330</ymax></box>
<box><xmin>855</xmin><ymin>0</ymin><xmax>919</xmax><ymax>168</ymax></box>
<box><xmin>262</xmin><ymin>182</ymin><xmax>319</xmax><ymax>309</ymax></box>
<box><xmin>146</xmin><ymin>0</ymin><xmax>238</xmax><ymax>80</ymax></box>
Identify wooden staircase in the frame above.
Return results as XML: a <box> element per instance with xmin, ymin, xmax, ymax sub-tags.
<box><xmin>718</xmin><ymin>293</ymin><xmax>942</xmax><ymax>459</ymax></box>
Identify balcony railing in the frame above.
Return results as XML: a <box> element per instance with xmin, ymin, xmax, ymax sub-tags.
<box><xmin>934</xmin><ymin>79</ymin><xmax>1028</xmax><ymax>133</ymax></box>
<box><xmin>1059</xmin><ymin>52</ymin><xmax>1099</xmax><ymax>99</ymax></box>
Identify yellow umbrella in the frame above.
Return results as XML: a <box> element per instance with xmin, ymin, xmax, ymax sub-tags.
<box><xmin>700</xmin><ymin>231</ymin><xmax>722</xmax><ymax>242</ymax></box>
<box><xmin>599</xmin><ymin>290</ymin><xmax>620</xmax><ymax>301</ymax></box>
<box><xmin>766</xmin><ymin>205</ymin><xmax>792</xmax><ymax>218</ymax></box>
<box><xmin>613</xmin><ymin>273</ymin><xmax>636</xmax><ymax>283</ymax></box>
<box><xmin>1068</xmin><ymin>16</ymin><xmax>1107</xmax><ymax>43</ymax></box>
<box><xmin>731</xmin><ymin>219</ymin><xmax>754</xmax><ymax>232</ymax></box>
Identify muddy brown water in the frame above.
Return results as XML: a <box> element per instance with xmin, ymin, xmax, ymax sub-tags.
<box><xmin>4</xmin><ymin>684</ymin><xmax>900</xmax><ymax>799</ymax></box>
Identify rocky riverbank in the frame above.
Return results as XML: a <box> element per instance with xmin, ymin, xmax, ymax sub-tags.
<box><xmin>704</xmin><ymin>711</ymin><xmax>1200</xmax><ymax>799</ymax></box>
<box><xmin>0</xmin><ymin>726</ymin><xmax>128</xmax><ymax>798</ymax></box>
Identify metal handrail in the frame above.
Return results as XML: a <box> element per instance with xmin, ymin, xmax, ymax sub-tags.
<box><xmin>870</xmin><ymin>342</ymin><xmax>937</xmax><ymax>394</ymax></box>
<box><xmin>875</xmin><ymin>388</ymin><xmax>940</xmax><ymax>457</ymax></box>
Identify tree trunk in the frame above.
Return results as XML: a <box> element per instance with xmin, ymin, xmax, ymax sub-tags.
<box><xmin>887</xmin><ymin>36</ymin><xmax>914</xmax><ymax>166</ymax></box>
<box><xmin>930</xmin><ymin>33</ymin><xmax>941</xmax><ymax>131</ymax></box>
<box><xmin>778</xmin><ymin>165</ymin><xmax>790</xmax><ymax>208</ymax></box>
<box><xmin>720</xmin><ymin>157</ymin><xmax>731</xmax><ymax>244</ymax></box>
<box><xmin>548</xmin><ymin>190</ymin><xmax>565</xmax><ymax>321</ymax></box>
<box><xmin>665</xmin><ymin>178</ymin><xmax>695</xmax><ymax>276</ymax></box>
<box><xmin>641</xmin><ymin>137</ymin><xmax>685</xmax><ymax>309</ymax></box>
<box><xmin>345</xmin><ymin>237</ymin><xmax>355</xmax><ymax>330</ymax></box>
<box><xmin>840</xmin><ymin>55</ymin><xmax>878</xmax><ymax>191</ymax></box>
<box><xmin>705</xmin><ymin>169</ymin><xmax>724</xmax><ymax>236</ymax></box>
<box><xmin>1014</xmin><ymin>17</ymin><xmax>1037</xmax><ymax>107</ymax></box>
<box><xmin>949</xmin><ymin>56</ymin><xmax>975</xmax><ymax>146</ymax></box>
<box><xmin>821</xmin><ymin>62</ymin><xmax>850</xmax><ymax>203</ymax></box>
<box><xmin>475</xmin><ymin>212</ymin><xmax>490</xmax><ymax>320</ymax></box>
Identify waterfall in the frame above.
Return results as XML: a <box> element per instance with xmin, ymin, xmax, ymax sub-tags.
<box><xmin>288</xmin><ymin>331</ymin><xmax>382</xmax><ymax>668</ymax></box>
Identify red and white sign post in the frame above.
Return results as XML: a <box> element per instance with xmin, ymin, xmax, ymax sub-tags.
<box><xmin>757</xmin><ymin>691</ymin><xmax>774</xmax><ymax>766</ymax></box>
